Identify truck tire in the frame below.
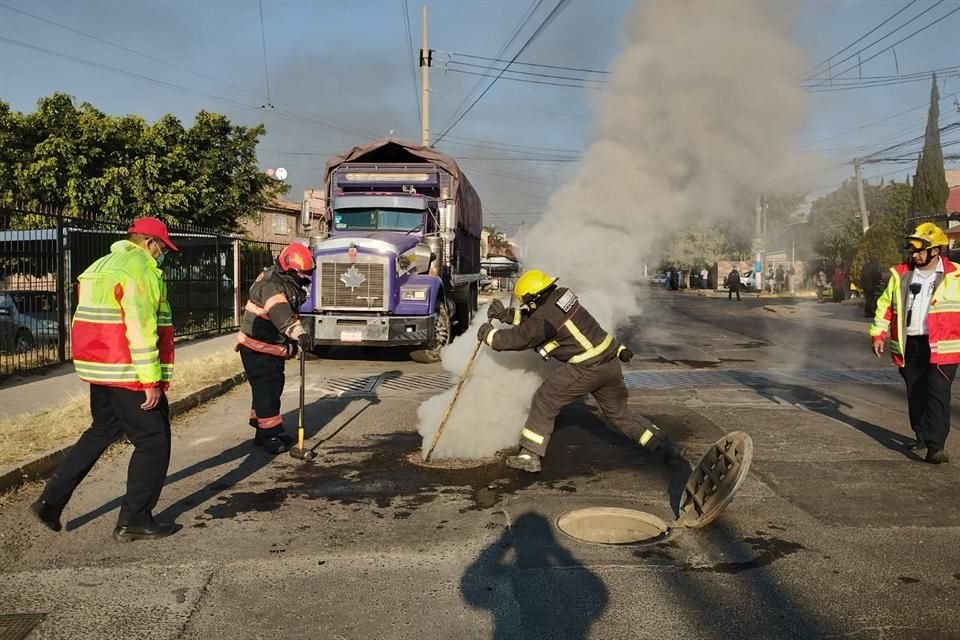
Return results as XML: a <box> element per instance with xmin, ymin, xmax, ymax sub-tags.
<box><xmin>410</xmin><ymin>302</ymin><xmax>450</xmax><ymax>363</ymax></box>
<box><xmin>452</xmin><ymin>283</ymin><xmax>477</xmax><ymax>336</ymax></box>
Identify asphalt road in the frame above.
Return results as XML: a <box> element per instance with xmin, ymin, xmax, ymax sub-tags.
<box><xmin>2</xmin><ymin>289</ymin><xmax>959</xmax><ymax>640</ymax></box>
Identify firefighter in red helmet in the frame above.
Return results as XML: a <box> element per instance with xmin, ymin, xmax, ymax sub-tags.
<box><xmin>236</xmin><ymin>242</ymin><xmax>316</xmax><ymax>454</ymax></box>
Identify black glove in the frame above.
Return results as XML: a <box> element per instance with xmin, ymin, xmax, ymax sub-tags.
<box><xmin>487</xmin><ymin>299</ymin><xmax>506</xmax><ymax>321</ymax></box>
<box><xmin>298</xmin><ymin>332</ymin><xmax>315</xmax><ymax>353</ymax></box>
<box><xmin>477</xmin><ymin>322</ymin><xmax>494</xmax><ymax>345</ymax></box>
<box><xmin>286</xmin><ymin>342</ymin><xmax>299</xmax><ymax>359</ymax></box>
<box><xmin>618</xmin><ymin>346</ymin><xmax>634</xmax><ymax>363</ymax></box>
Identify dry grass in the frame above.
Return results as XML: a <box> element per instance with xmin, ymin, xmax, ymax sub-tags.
<box><xmin>0</xmin><ymin>351</ymin><xmax>243</xmax><ymax>470</ymax></box>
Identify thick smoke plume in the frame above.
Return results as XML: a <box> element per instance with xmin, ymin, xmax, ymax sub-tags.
<box><xmin>419</xmin><ymin>0</ymin><xmax>811</xmax><ymax>459</ymax></box>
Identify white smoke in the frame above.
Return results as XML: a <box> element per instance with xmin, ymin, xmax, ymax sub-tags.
<box><xmin>419</xmin><ymin>0</ymin><xmax>811</xmax><ymax>459</ymax></box>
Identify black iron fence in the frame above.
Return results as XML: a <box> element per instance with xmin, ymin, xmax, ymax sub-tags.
<box><xmin>0</xmin><ymin>205</ymin><xmax>287</xmax><ymax>378</ymax></box>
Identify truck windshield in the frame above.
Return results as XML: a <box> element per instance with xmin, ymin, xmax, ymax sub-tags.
<box><xmin>334</xmin><ymin>209</ymin><xmax>423</xmax><ymax>232</ymax></box>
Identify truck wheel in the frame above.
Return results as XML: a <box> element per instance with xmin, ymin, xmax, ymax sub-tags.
<box><xmin>14</xmin><ymin>329</ymin><xmax>35</xmax><ymax>354</ymax></box>
<box><xmin>410</xmin><ymin>303</ymin><xmax>450</xmax><ymax>363</ymax></box>
<box><xmin>452</xmin><ymin>284</ymin><xmax>477</xmax><ymax>336</ymax></box>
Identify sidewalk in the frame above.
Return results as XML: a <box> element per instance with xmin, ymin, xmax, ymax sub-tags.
<box><xmin>0</xmin><ymin>333</ymin><xmax>238</xmax><ymax>422</ymax></box>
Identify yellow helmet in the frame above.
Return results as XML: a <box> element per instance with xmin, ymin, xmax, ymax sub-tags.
<box><xmin>905</xmin><ymin>222</ymin><xmax>949</xmax><ymax>251</ymax></box>
<box><xmin>514</xmin><ymin>269</ymin><xmax>558</xmax><ymax>305</ymax></box>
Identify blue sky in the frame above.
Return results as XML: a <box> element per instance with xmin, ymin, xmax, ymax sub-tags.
<box><xmin>1</xmin><ymin>0</ymin><xmax>959</xmax><ymax>231</ymax></box>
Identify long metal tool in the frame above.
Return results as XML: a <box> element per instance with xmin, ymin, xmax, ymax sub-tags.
<box><xmin>424</xmin><ymin>339</ymin><xmax>483</xmax><ymax>462</ymax></box>
<box><xmin>289</xmin><ymin>348</ymin><xmax>317</xmax><ymax>461</ymax></box>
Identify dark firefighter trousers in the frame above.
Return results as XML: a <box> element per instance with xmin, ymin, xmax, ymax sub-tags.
<box><xmin>239</xmin><ymin>344</ymin><xmax>287</xmax><ymax>433</ymax></box>
<box><xmin>40</xmin><ymin>384</ymin><xmax>171</xmax><ymax>527</ymax></box>
<box><xmin>519</xmin><ymin>357</ymin><xmax>653</xmax><ymax>457</ymax></box>
<box><xmin>900</xmin><ymin>336</ymin><xmax>957</xmax><ymax>449</ymax></box>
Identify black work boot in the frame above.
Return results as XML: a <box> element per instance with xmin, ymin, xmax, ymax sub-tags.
<box><xmin>254</xmin><ymin>427</ymin><xmax>293</xmax><ymax>454</ymax></box>
<box><xmin>642</xmin><ymin>430</ymin><xmax>687</xmax><ymax>464</ymax></box>
<box><xmin>506</xmin><ymin>449</ymin><xmax>541</xmax><ymax>473</ymax></box>
<box><xmin>113</xmin><ymin>520</ymin><xmax>182</xmax><ymax>543</ymax></box>
<box><xmin>925</xmin><ymin>447</ymin><xmax>949</xmax><ymax>464</ymax></box>
<box><xmin>30</xmin><ymin>499</ymin><xmax>63</xmax><ymax>532</ymax></box>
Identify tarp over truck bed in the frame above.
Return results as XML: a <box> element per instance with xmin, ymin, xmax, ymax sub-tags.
<box><xmin>324</xmin><ymin>138</ymin><xmax>482</xmax><ymax>237</ymax></box>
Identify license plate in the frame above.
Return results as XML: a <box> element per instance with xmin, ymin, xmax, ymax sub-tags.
<box><xmin>340</xmin><ymin>330</ymin><xmax>363</xmax><ymax>343</ymax></box>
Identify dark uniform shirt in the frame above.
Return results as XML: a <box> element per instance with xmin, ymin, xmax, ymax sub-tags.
<box><xmin>488</xmin><ymin>287</ymin><xmax>617</xmax><ymax>366</ymax></box>
<box><xmin>238</xmin><ymin>266</ymin><xmax>307</xmax><ymax>355</ymax></box>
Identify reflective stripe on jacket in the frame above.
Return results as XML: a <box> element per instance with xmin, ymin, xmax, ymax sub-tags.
<box><xmin>237</xmin><ymin>266</ymin><xmax>306</xmax><ymax>356</ymax></box>
<box><xmin>870</xmin><ymin>258</ymin><xmax>960</xmax><ymax>365</ymax></box>
<box><xmin>486</xmin><ymin>287</ymin><xmax>617</xmax><ymax>366</ymax></box>
<box><xmin>71</xmin><ymin>239</ymin><xmax>174</xmax><ymax>390</ymax></box>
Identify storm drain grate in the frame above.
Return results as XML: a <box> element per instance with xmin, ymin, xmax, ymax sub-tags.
<box><xmin>0</xmin><ymin>614</ymin><xmax>46</xmax><ymax>640</ymax></box>
<box><xmin>376</xmin><ymin>373</ymin><xmax>454</xmax><ymax>393</ymax></box>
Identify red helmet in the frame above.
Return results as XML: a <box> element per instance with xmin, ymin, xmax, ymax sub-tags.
<box><xmin>277</xmin><ymin>242</ymin><xmax>315</xmax><ymax>274</ymax></box>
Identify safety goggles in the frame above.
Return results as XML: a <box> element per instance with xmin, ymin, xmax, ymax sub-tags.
<box><xmin>904</xmin><ymin>237</ymin><xmax>931</xmax><ymax>252</ymax></box>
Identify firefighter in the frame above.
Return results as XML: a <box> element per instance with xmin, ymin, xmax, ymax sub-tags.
<box><xmin>871</xmin><ymin>222</ymin><xmax>960</xmax><ymax>464</ymax></box>
<box><xmin>237</xmin><ymin>242</ymin><xmax>316</xmax><ymax>454</ymax></box>
<box><xmin>477</xmin><ymin>269</ymin><xmax>687</xmax><ymax>472</ymax></box>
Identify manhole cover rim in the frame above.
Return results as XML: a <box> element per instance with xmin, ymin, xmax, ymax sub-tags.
<box><xmin>556</xmin><ymin>507</ymin><xmax>671</xmax><ymax>545</ymax></box>
<box><xmin>677</xmin><ymin>430</ymin><xmax>754</xmax><ymax>529</ymax></box>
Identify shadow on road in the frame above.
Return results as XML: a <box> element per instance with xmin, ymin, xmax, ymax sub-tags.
<box><xmin>65</xmin><ymin>371</ymin><xmax>392</xmax><ymax>530</ymax></box>
<box><xmin>460</xmin><ymin>512</ymin><xmax>608</xmax><ymax>640</ymax></box>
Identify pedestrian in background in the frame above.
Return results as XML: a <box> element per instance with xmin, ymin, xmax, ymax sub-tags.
<box><xmin>861</xmin><ymin>257</ymin><xmax>882</xmax><ymax>319</ymax></box>
<box><xmin>775</xmin><ymin>264</ymin><xmax>785</xmax><ymax>294</ymax></box>
<box><xmin>815</xmin><ymin>263</ymin><xmax>828</xmax><ymax>303</ymax></box>
<box><xmin>31</xmin><ymin>217</ymin><xmax>180</xmax><ymax>542</ymax></box>
<box><xmin>870</xmin><ymin>223</ymin><xmax>960</xmax><ymax>464</ymax></box>
<box><xmin>700</xmin><ymin>267</ymin><xmax>709</xmax><ymax>290</ymax></box>
<box><xmin>727</xmin><ymin>268</ymin><xmax>741</xmax><ymax>301</ymax></box>
<box><xmin>832</xmin><ymin>258</ymin><xmax>847</xmax><ymax>303</ymax></box>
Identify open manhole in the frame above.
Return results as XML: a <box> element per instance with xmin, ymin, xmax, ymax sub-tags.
<box><xmin>556</xmin><ymin>507</ymin><xmax>670</xmax><ymax>545</ymax></box>
<box><xmin>677</xmin><ymin>431</ymin><xmax>753</xmax><ymax>528</ymax></box>
<box><xmin>405</xmin><ymin>451</ymin><xmax>495</xmax><ymax>469</ymax></box>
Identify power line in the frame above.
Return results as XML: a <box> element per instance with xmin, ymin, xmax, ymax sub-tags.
<box><xmin>443</xmin><ymin>66</ymin><xmax>599</xmax><ymax>90</ymax></box>
<box><xmin>441</xmin><ymin>51</ymin><xmax>608</xmax><ymax>75</ymax></box>
<box><xmin>437</xmin><ymin>0</ymin><xmax>543</xmax><ymax>141</ymax></box>
<box><xmin>432</xmin><ymin>0</ymin><xmax>573</xmax><ymax>145</ymax></box>
<box><xmin>401</xmin><ymin>0</ymin><xmax>421</xmax><ymax>125</ymax></box>
<box><xmin>800</xmin><ymin>0</ymin><xmax>918</xmax><ymax>80</ymax></box>
<box><xmin>257</xmin><ymin>0</ymin><xmax>273</xmax><ymax>107</ymax></box>
<box><xmin>0</xmin><ymin>1</ymin><xmax>376</xmax><ymax>136</ymax></box>
<box><xmin>806</xmin><ymin>1</ymin><xmax>958</xmax><ymax>89</ymax></box>
<box><xmin>445</xmin><ymin>59</ymin><xmax>609</xmax><ymax>84</ymax></box>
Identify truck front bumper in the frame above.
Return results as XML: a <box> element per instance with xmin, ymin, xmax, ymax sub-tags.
<box><xmin>304</xmin><ymin>314</ymin><xmax>433</xmax><ymax>346</ymax></box>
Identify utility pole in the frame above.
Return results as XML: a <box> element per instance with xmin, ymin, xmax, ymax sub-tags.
<box><xmin>854</xmin><ymin>158</ymin><xmax>869</xmax><ymax>232</ymax></box>
<box><xmin>420</xmin><ymin>4</ymin><xmax>431</xmax><ymax>146</ymax></box>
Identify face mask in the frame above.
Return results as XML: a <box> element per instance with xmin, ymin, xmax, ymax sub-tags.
<box><xmin>155</xmin><ymin>252</ymin><xmax>166</xmax><ymax>266</ymax></box>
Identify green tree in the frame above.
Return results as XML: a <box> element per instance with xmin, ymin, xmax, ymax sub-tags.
<box><xmin>1</xmin><ymin>93</ymin><xmax>285</xmax><ymax>231</ymax></box>
<box><xmin>483</xmin><ymin>225</ymin><xmax>510</xmax><ymax>256</ymax></box>
<box><xmin>910</xmin><ymin>74</ymin><xmax>950</xmax><ymax>217</ymax></box>
<box><xmin>869</xmin><ymin>181</ymin><xmax>912</xmax><ymax>239</ymax></box>
<box><xmin>851</xmin><ymin>222</ymin><xmax>901</xmax><ymax>287</ymax></box>
<box><xmin>809</xmin><ymin>179</ymin><xmax>863</xmax><ymax>262</ymax></box>
<box><xmin>662</xmin><ymin>224</ymin><xmax>727</xmax><ymax>269</ymax></box>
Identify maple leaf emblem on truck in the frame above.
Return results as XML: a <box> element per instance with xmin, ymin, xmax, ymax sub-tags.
<box><xmin>340</xmin><ymin>265</ymin><xmax>366</xmax><ymax>290</ymax></box>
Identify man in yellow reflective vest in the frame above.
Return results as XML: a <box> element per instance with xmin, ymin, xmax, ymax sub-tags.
<box><xmin>31</xmin><ymin>217</ymin><xmax>180</xmax><ymax>541</ymax></box>
<box><xmin>477</xmin><ymin>269</ymin><xmax>687</xmax><ymax>473</ymax></box>
<box><xmin>871</xmin><ymin>222</ymin><xmax>960</xmax><ymax>464</ymax></box>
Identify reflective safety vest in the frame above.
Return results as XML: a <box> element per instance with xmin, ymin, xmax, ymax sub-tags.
<box><xmin>71</xmin><ymin>240</ymin><xmax>174</xmax><ymax>390</ymax></box>
<box><xmin>486</xmin><ymin>287</ymin><xmax>618</xmax><ymax>366</ymax></box>
<box><xmin>237</xmin><ymin>266</ymin><xmax>306</xmax><ymax>357</ymax></box>
<box><xmin>870</xmin><ymin>258</ymin><xmax>960</xmax><ymax>366</ymax></box>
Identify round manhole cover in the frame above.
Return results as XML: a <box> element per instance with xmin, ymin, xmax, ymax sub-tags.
<box><xmin>677</xmin><ymin>431</ymin><xmax>753</xmax><ymax>528</ymax></box>
<box><xmin>405</xmin><ymin>451</ymin><xmax>495</xmax><ymax>469</ymax></box>
<box><xmin>556</xmin><ymin>507</ymin><xmax>670</xmax><ymax>545</ymax></box>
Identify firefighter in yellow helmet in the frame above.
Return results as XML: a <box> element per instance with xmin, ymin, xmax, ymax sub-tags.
<box><xmin>477</xmin><ymin>269</ymin><xmax>686</xmax><ymax>472</ymax></box>
<box><xmin>870</xmin><ymin>222</ymin><xmax>960</xmax><ymax>464</ymax></box>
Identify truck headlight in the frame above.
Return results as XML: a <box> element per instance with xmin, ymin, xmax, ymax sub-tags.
<box><xmin>400</xmin><ymin>286</ymin><xmax>429</xmax><ymax>301</ymax></box>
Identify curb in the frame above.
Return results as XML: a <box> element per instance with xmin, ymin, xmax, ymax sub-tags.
<box><xmin>0</xmin><ymin>371</ymin><xmax>247</xmax><ymax>495</ymax></box>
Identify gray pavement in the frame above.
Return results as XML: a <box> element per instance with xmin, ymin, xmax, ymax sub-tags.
<box><xmin>0</xmin><ymin>333</ymin><xmax>239</xmax><ymax>421</ymax></box>
<box><xmin>1</xmin><ymin>290</ymin><xmax>959</xmax><ymax>639</ymax></box>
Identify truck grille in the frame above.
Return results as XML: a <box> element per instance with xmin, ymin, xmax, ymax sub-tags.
<box><xmin>318</xmin><ymin>261</ymin><xmax>388</xmax><ymax>311</ymax></box>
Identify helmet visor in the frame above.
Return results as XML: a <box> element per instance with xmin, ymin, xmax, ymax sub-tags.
<box><xmin>905</xmin><ymin>237</ymin><xmax>929</xmax><ymax>252</ymax></box>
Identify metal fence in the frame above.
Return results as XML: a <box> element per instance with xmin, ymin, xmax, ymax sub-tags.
<box><xmin>0</xmin><ymin>205</ymin><xmax>287</xmax><ymax>379</ymax></box>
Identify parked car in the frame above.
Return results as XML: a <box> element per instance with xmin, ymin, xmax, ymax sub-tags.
<box><xmin>0</xmin><ymin>290</ymin><xmax>60</xmax><ymax>353</ymax></box>
<box><xmin>723</xmin><ymin>270</ymin><xmax>758</xmax><ymax>291</ymax></box>
<box><xmin>650</xmin><ymin>272</ymin><xmax>668</xmax><ymax>286</ymax></box>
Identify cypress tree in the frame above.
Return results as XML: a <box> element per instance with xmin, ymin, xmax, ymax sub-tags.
<box><xmin>910</xmin><ymin>74</ymin><xmax>950</xmax><ymax>219</ymax></box>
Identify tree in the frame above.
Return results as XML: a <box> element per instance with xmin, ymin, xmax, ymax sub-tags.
<box><xmin>808</xmin><ymin>179</ymin><xmax>864</xmax><ymax>262</ymax></box>
<box><xmin>0</xmin><ymin>93</ymin><xmax>285</xmax><ymax>231</ymax></box>
<box><xmin>662</xmin><ymin>224</ymin><xmax>726</xmax><ymax>270</ymax></box>
<box><xmin>910</xmin><ymin>74</ymin><xmax>950</xmax><ymax>218</ymax></box>
<box><xmin>851</xmin><ymin>222</ymin><xmax>900</xmax><ymax>287</ymax></box>
<box><xmin>483</xmin><ymin>225</ymin><xmax>510</xmax><ymax>256</ymax></box>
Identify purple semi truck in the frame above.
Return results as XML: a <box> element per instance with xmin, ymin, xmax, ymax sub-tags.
<box><xmin>300</xmin><ymin>139</ymin><xmax>482</xmax><ymax>363</ymax></box>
